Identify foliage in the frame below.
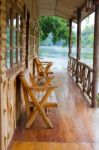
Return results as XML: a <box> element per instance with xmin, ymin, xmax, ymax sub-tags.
<box><xmin>39</xmin><ymin>16</ymin><xmax>94</xmax><ymax>48</ymax></box>
<box><xmin>39</xmin><ymin>16</ymin><xmax>70</xmax><ymax>46</ymax></box>
<box><xmin>81</xmin><ymin>25</ymin><xmax>94</xmax><ymax>48</ymax></box>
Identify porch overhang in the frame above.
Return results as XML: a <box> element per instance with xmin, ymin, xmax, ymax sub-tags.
<box><xmin>23</xmin><ymin>0</ymin><xmax>94</xmax><ymax>22</ymax></box>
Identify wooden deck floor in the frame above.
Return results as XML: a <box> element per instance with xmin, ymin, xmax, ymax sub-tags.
<box><xmin>9</xmin><ymin>71</ymin><xmax>99</xmax><ymax>150</ymax></box>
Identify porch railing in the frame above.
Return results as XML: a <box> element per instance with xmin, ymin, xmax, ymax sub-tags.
<box><xmin>68</xmin><ymin>56</ymin><xmax>93</xmax><ymax>100</ymax></box>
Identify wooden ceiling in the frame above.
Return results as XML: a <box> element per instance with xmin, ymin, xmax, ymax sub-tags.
<box><xmin>24</xmin><ymin>0</ymin><xmax>93</xmax><ymax>21</ymax></box>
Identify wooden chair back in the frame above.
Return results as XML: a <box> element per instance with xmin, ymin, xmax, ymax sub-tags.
<box><xmin>34</xmin><ymin>58</ymin><xmax>47</xmax><ymax>78</ymax></box>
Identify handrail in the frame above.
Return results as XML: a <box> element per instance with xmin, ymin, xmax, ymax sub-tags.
<box><xmin>68</xmin><ymin>56</ymin><xmax>93</xmax><ymax>71</ymax></box>
<box><xmin>77</xmin><ymin>61</ymin><xmax>93</xmax><ymax>71</ymax></box>
<box><xmin>68</xmin><ymin>56</ymin><xmax>93</xmax><ymax>100</ymax></box>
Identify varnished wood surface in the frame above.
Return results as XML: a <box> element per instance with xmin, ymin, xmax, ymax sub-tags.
<box><xmin>12</xmin><ymin>142</ymin><xmax>99</xmax><ymax>150</ymax></box>
<box><xmin>9</xmin><ymin>71</ymin><xmax>99</xmax><ymax>149</ymax></box>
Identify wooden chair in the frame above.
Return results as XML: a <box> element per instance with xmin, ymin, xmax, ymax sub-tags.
<box><xmin>18</xmin><ymin>70</ymin><xmax>57</xmax><ymax>129</ymax></box>
<box><xmin>29</xmin><ymin>71</ymin><xmax>58</xmax><ymax>109</ymax></box>
<box><xmin>34</xmin><ymin>58</ymin><xmax>54</xmax><ymax>80</ymax></box>
<box><xmin>40</xmin><ymin>60</ymin><xmax>53</xmax><ymax>73</ymax></box>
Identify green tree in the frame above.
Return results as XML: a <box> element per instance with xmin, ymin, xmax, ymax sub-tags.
<box><xmin>39</xmin><ymin>16</ymin><xmax>76</xmax><ymax>46</ymax></box>
<box><xmin>81</xmin><ymin>25</ymin><xmax>94</xmax><ymax>48</ymax></box>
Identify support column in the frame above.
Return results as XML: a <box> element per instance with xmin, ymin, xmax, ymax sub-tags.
<box><xmin>92</xmin><ymin>3</ymin><xmax>99</xmax><ymax>108</ymax></box>
<box><xmin>77</xmin><ymin>8</ymin><xmax>81</xmax><ymax>60</ymax></box>
<box><xmin>68</xmin><ymin>19</ymin><xmax>72</xmax><ymax>57</ymax></box>
<box><xmin>76</xmin><ymin>8</ymin><xmax>81</xmax><ymax>83</ymax></box>
<box><xmin>33</xmin><ymin>58</ymin><xmax>36</xmax><ymax>76</ymax></box>
<box><xmin>26</xmin><ymin>12</ymin><xmax>30</xmax><ymax>68</ymax></box>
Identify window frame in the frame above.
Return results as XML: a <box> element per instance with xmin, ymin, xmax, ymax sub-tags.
<box><xmin>6</xmin><ymin>2</ymin><xmax>23</xmax><ymax>74</ymax></box>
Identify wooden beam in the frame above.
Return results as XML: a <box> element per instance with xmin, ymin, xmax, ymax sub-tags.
<box><xmin>68</xmin><ymin>19</ymin><xmax>72</xmax><ymax>57</ymax></box>
<box><xmin>26</xmin><ymin>12</ymin><xmax>30</xmax><ymax>68</ymax></box>
<box><xmin>79</xmin><ymin>1</ymin><xmax>87</xmax><ymax>11</ymax></box>
<box><xmin>92</xmin><ymin>3</ymin><xmax>99</xmax><ymax>108</ymax></box>
<box><xmin>71</xmin><ymin>1</ymin><xmax>87</xmax><ymax>20</ymax></box>
<box><xmin>77</xmin><ymin>8</ymin><xmax>81</xmax><ymax>60</ymax></box>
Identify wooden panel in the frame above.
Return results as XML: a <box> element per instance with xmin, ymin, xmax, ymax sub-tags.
<box><xmin>1</xmin><ymin>79</ymin><xmax>16</xmax><ymax>150</ymax></box>
<box><xmin>39</xmin><ymin>9</ymin><xmax>55</xmax><ymax>16</ymax></box>
<box><xmin>23</xmin><ymin>0</ymin><xmax>93</xmax><ymax>21</ymax></box>
<box><xmin>55</xmin><ymin>11</ymin><xmax>71</xmax><ymax>20</ymax></box>
<box><xmin>56</xmin><ymin>2</ymin><xmax>75</xmax><ymax>14</ymax></box>
<box><xmin>38</xmin><ymin>0</ymin><xmax>56</xmax><ymax>9</ymax></box>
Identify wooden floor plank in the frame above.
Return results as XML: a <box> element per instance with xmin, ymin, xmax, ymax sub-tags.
<box><xmin>12</xmin><ymin>142</ymin><xmax>99</xmax><ymax>150</ymax></box>
<box><xmin>9</xmin><ymin>71</ymin><xmax>99</xmax><ymax>150</ymax></box>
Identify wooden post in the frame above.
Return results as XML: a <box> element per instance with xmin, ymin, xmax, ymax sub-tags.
<box><xmin>26</xmin><ymin>12</ymin><xmax>30</xmax><ymax>68</ymax></box>
<box><xmin>76</xmin><ymin>8</ymin><xmax>81</xmax><ymax>83</ymax></box>
<box><xmin>68</xmin><ymin>19</ymin><xmax>72</xmax><ymax>57</ymax></box>
<box><xmin>33</xmin><ymin>58</ymin><xmax>36</xmax><ymax>76</ymax></box>
<box><xmin>92</xmin><ymin>3</ymin><xmax>99</xmax><ymax>108</ymax></box>
<box><xmin>77</xmin><ymin>8</ymin><xmax>81</xmax><ymax>60</ymax></box>
<box><xmin>16</xmin><ymin>77</ymin><xmax>22</xmax><ymax>122</ymax></box>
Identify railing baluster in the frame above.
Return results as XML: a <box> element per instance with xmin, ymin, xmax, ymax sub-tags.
<box><xmin>68</xmin><ymin>56</ymin><xmax>93</xmax><ymax>103</ymax></box>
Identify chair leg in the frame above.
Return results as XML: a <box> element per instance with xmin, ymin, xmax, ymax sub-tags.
<box><xmin>26</xmin><ymin>88</ymin><xmax>54</xmax><ymax>128</ymax></box>
<box><xmin>45</xmin><ymin>107</ymin><xmax>49</xmax><ymax>116</ymax></box>
<box><xmin>45</xmin><ymin>63</ymin><xmax>53</xmax><ymax>73</ymax></box>
<box><xmin>26</xmin><ymin>105</ymin><xmax>53</xmax><ymax>129</ymax></box>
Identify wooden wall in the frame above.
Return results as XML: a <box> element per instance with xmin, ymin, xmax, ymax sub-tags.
<box><xmin>0</xmin><ymin>0</ymin><xmax>39</xmax><ymax>150</ymax></box>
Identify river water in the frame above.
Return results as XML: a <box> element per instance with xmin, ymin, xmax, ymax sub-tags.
<box><xmin>39</xmin><ymin>46</ymin><xmax>93</xmax><ymax>72</ymax></box>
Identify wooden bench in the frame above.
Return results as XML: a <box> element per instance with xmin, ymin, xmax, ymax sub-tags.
<box><xmin>18</xmin><ymin>70</ymin><xmax>58</xmax><ymax>128</ymax></box>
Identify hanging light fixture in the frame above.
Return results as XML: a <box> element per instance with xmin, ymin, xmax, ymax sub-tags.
<box><xmin>86</xmin><ymin>0</ymin><xmax>94</xmax><ymax>12</ymax></box>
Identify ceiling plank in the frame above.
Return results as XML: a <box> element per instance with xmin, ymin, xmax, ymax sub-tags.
<box><xmin>25</xmin><ymin>0</ymin><xmax>94</xmax><ymax>21</ymax></box>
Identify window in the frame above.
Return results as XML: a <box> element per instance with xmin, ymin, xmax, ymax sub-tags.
<box><xmin>13</xmin><ymin>12</ymin><xmax>17</xmax><ymax>64</ymax></box>
<box><xmin>6</xmin><ymin>8</ymin><xmax>11</xmax><ymax>69</ymax></box>
<box><xmin>6</xmin><ymin>4</ymin><xmax>22</xmax><ymax>69</ymax></box>
<box><xmin>18</xmin><ymin>15</ymin><xmax>22</xmax><ymax>62</ymax></box>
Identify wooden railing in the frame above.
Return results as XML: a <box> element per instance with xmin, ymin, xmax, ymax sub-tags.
<box><xmin>68</xmin><ymin>56</ymin><xmax>93</xmax><ymax>100</ymax></box>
